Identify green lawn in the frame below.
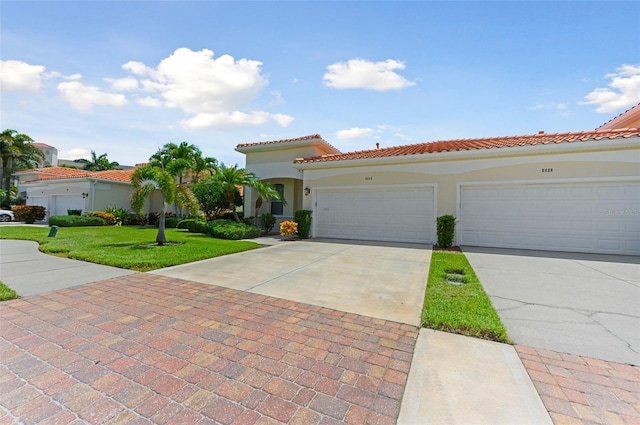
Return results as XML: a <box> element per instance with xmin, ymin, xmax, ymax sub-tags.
<box><xmin>0</xmin><ymin>281</ymin><xmax>19</xmax><ymax>301</ymax></box>
<box><xmin>422</xmin><ymin>251</ymin><xmax>510</xmax><ymax>343</ymax></box>
<box><xmin>0</xmin><ymin>226</ymin><xmax>259</xmax><ymax>272</ymax></box>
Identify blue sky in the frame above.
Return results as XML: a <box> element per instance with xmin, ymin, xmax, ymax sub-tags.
<box><xmin>1</xmin><ymin>1</ymin><xmax>639</xmax><ymax>167</ymax></box>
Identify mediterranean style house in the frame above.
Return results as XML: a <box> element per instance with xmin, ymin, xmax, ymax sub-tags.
<box><xmin>237</xmin><ymin>104</ymin><xmax>640</xmax><ymax>256</ymax></box>
<box><xmin>14</xmin><ymin>167</ymin><xmax>162</xmax><ymax>218</ymax></box>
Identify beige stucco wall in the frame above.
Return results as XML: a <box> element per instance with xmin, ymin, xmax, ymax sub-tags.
<box><xmin>300</xmin><ymin>146</ymin><xmax>640</xmax><ymax>218</ymax></box>
<box><xmin>245</xmin><ymin>178</ymin><xmax>301</xmax><ymax>220</ymax></box>
<box><xmin>91</xmin><ymin>182</ymin><xmax>134</xmax><ymax>212</ymax></box>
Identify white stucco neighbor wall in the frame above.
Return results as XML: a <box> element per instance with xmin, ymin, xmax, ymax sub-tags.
<box><xmin>298</xmin><ymin>142</ymin><xmax>639</xmax><ymax>219</ymax></box>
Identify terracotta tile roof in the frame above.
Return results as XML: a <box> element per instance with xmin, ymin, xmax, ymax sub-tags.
<box><xmin>17</xmin><ymin>167</ymin><xmax>135</xmax><ymax>183</ymax></box>
<box><xmin>294</xmin><ymin>128</ymin><xmax>640</xmax><ymax>164</ymax></box>
<box><xmin>596</xmin><ymin>103</ymin><xmax>640</xmax><ymax>130</ymax></box>
<box><xmin>236</xmin><ymin>134</ymin><xmax>341</xmax><ymax>154</ymax></box>
<box><xmin>32</xmin><ymin>142</ymin><xmax>56</xmax><ymax>149</ymax></box>
<box><xmin>237</xmin><ymin>134</ymin><xmax>326</xmax><ymax>148</ymax></box>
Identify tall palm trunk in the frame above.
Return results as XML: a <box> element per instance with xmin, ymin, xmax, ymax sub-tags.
<box><xmin>157</xmin><ymin>203</ymin><xmax>167</xmax><ymax>246</ymax></box>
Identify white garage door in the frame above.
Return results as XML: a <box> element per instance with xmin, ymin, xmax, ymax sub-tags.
<box><xmin>51</xmin><ymin>195</ymin><xmax>86</xmax><ymax>216</ymax></box>
<box><xmin>315</xmin><ymin>187</ymin><xmax>435</xmax><ymax>243</ymax></box>
<box><xmin>459</xmin><ymin>181</ymin><xmax>640</xmax><ymax>255</ymax></box>
<box><xmin>27</xmin><ymin>196</ymin><xmax>48</xmax><ymax>210</ymax></box>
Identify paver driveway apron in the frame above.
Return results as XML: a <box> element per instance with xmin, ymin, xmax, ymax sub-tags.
<box><xmin>464</xmin><ymin>247</ymin><xmax>640</xmax><ymax>365</ymax></box>
<box><xmin>151</xmin><ymin>239</ymin><xmax>431</xmax><ymax>326</ymax></box>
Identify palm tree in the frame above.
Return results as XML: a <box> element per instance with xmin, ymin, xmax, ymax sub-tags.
<box><xmin>212</xmin><ymin>163</ymin><xmax>282</xmax><ymax>222</ymax></box>
<box><xmin>130</xmin><ymin>165</ymin><xmax>176</xmax><ymax>246</ymax></box>
<box><xmin>252</xmin><ymin>180</ymin><xmax>284</xmax><ymax>224</ymax></box>
<box><xmin>150</xmin><ymin>142</ymin><xmax>198</xmax><ymax>185</ymax></box>
<box><xmin>75</xmin><ymin>151</ymin><xmax>120</xmax><ymax>171</ymax></box>
<box><xmin>0</xmin><ymin>129</ymin><xmax>44</xmax><ymax>204</ymax></box>
<box><xmin>191</xmin><ymin>152</ymin><xmax>217</xmax><ymax>183</ymax></box>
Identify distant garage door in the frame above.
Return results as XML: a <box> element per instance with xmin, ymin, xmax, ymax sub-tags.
<box><xmin>51</xmin><ymin>195</ymin><xmax>85</xmax><ymax>216</ymax></box>
<box><xmin>315</xmin><ymin>187</ymin><xmax>435</xmax><ymax>243</ymax></box>
<box><xmin>459</xmin><ymin>181</ymin><xmax>640</xmax><ymax>255</ymax></box>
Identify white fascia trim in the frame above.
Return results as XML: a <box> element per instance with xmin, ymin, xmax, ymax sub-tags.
<box><xmin>295</xmin><ymin>137</ymin><xmax>640</xmax><ymax>170</ymax></box>
<box><xmin>22</xmin><ymin>177</ymin><xmax>131</xmax><ymax>186</ymax></box>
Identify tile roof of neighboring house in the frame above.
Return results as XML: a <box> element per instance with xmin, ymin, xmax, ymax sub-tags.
<box><xmin>596</xmin><ymin>103</ymin><xmax>640</xmax><ymax>130</ymax></box>
<box><xmin>32</xmin><ymin>142</ymin><xmax>56</xmax><ymax>149</ymax></box>
<box><xmin>236</xmin><ymin>134</ymin><xmax>341</xmax><ymax>153</ymax></box>
<box><xmin>17</xmin><ymin>167</ymin><xmax>135</xmax><ymax>183</ymax></box>
<box><xmin>293</xmin><ymin>128</ymin><xmax>640</xmax><ymax>164</ymax></box>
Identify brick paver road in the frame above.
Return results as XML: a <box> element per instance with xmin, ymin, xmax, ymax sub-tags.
<box><xmin>0</xmin><ymin>274</ymin><xmax>418</xmax><ymax>425</ymax></box>
<box><xmin>517</xmin><ymin>346</ymin><xmax>640</xmax><ymax>425</ymax></box>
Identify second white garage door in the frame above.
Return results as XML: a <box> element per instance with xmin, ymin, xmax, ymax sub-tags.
<box><xmin>315</xmin><ymin>187</ymin><xmax>435</xmax><ymax>243</ymax></box>
<box><xmin>459</xmin><ymin>181</ymin><xmax>640</xmax><ymax>255</ymax></box>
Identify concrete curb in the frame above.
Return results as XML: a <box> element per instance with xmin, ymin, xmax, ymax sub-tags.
<box><xmin>398</xmin><ymin>329</ymin><xmax>552</xmax><ymax>425</ymax></box>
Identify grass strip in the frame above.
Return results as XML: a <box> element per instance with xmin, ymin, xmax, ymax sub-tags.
<box><xmin>422</xmin><ymin>251</ymin><xmax>510</xmax><ymax>343</ymax></box>
<box><xmin>0</xmin><ymin>225</ymin><xmax>258</xmax><ymax>272</ymax></box>
<box><xmin>0</xmin><ymin>281</ymin><xmax>19</xmax><ymax>301</ymax></box>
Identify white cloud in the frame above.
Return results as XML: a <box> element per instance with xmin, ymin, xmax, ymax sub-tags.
<box><xmin>58</xmin><ymin>147</ymin><xmax>91</xmax><ymax>160</ymax></box>
<box><xmin>0</xmin><ymin>60</ymin><xmax>47</xmax><ymax>91</ymax></box>
<box><xmin>335</xmin><ymin>127</ymin><xmax>375</xmax><ymax>140</ymax></box>
<box><xmin>122</xmin><ymin>47</ymin><xmax>289</xmax><ymax>128</ymax></box>
<box><xmin>529</xmin><ymin>102</ymin><xmax>570</xmax><ymax>116</ymax></box>
<box><xmin>57</xmin><ymin>81</ymin><xmax>128</xmax><ymax>111</ymax></box>
<box><xmin>581</xmin><ymin>64</ymin><xmax>640</xmax><ymax>113</ymax></box>
<box><xmin>272</xmin><ymin>113</ymin><xmax>294</xmax><ymax>127</ymax></box>
<box><xmin>122</xmin><ymin>61</ymin><xmax>151</xmax><ymax>76</ymax></box>
<box><xmin>324</xmin><ymin>59</ymin><xmax>416</xmax><ymax>91</ymax></box>
<box><xmin>137</xmin><ymin>96</ymin><xmax>163</xmax><ymax>108</ymax></box>
<box><xmin>106</xmin><ymin>76</ymin><xmax>139</xmax><ymax>91</ymax></box>
<box><xmin>181</xmin><ymin>110</ymin><xmax>294</xmax><ymax>129</ymax></box>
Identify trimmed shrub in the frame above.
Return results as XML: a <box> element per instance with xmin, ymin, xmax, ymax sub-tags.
<box><xmin>206</xmin><ymin>219</ymin><xmax>261</xmax><ymax>240</ymax></box>
<box><xmin>84</xmin><ymin>211</ymin><xmax>116</xmax><ymax>225</ymax></box>
<box><xmin>177</xmin><ymin>219</ymin><xmax>210</xmax><ymax>234</ymax></box>
<box><xmin>260</xmin><ymin>213</ymin><xmax>276</xmax><ymax>233</ymax></box>
<box><xmin>294</xmin><ymin>210</ymin><xmax>312</xmax><ymax>239</ymax></box>
<box><xmin>103</xmin><ymin>206</ymin><xmax>131</xmax><ymax>225</ymax></box>
<box><xmin>49</xmin><ymin>215</ymin><xmax>106</xmax><ymax>227</ymax></box>
<box><xmin>67</xmin><ymin>209</ymin><xmax>82</xmax><ymax>216</ymax></box>
<box><xmin>163</xmin><ymin>217</ymin><xmax>180</xmax><ymax>228</ymax></box>
<box><xmin>280</xmin><ymin>220</ymin><xmax>298</xmax><ymax>239</ymax></box>
<box><xmin>436</xmin><ymin>215</ymin><xmax>456</xmax><ymax>248</ymax></box>
<box><xmin>12</xmin><ymin>205</ymin><xmax>46</xmax><ymax>224</ymax></box>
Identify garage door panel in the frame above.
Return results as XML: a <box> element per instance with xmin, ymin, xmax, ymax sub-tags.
<box><xmin>315</xmin><ymin>187</ymin><xmax>434</xmax><ymax>244</ymax></box>
<box><xmin>460</xmin><ymin>182</ymin><xmax>640</xmax><ymax>255</ymax></box>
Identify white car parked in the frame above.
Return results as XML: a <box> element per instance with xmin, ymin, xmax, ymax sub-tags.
<box><xmin>0</xmin><ymin>209</ymin><xmax>15</xmax><ymax>222</ymax></box>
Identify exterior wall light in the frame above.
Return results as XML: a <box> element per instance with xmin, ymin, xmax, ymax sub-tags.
<box><xmin>304</xmin><ymin>187</ymin><xmax>311</xmax><ymax>196</ymax></box>
<box><xmin>82</xmin><ymin>193</ymin><xmax>89</xmax><ymax>199</ymax></box>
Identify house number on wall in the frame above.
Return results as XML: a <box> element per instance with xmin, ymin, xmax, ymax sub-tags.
<box><xmin>365</xmin><ymin>177</ymin><xmax>373</xmax><ymax>180</ymax></box>
<box><xmin>542</xmin><ymin>168</ymin><xmax>553</xmax><ymax>173</ymax></box>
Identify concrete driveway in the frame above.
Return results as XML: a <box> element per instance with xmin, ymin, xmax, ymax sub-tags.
<box><xmin>0</xmin><ymin>239</ymin><xmax>135</xmax><ymax>296</ymax></box>
<box><xmin>464</xmin><ymin>247</ymin><xmax>640</xmax><ymax>365</ymax></box>
<box><xmin>151</xmin><ymin>238</ymin><xmax>431</xmax><ymax>326</ymax></box>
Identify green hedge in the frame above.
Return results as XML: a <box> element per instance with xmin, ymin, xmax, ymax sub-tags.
<box><xmin>48</xmin><ymin>215</ymin><xmax>107</xmax><ymax>227</ymax></box>
<box><xmin>156</xmin><ymin>217</ymin><xmax>180</xmax><ymax>228</ymax></box>
<box><xmin>436</xmin><ymin>215</ymin><xmax>456</xmax><ymax>248</ymax></box>
<box><xmin>177</xmin><ymin>219</ymin><xmax>208</xmax><ymax>233</ymax></box>
<box><xmin>294</xmin><ymin>209</ymin><xmax>312</xmax><ymax>239</ymax></box>
<box><xmin>206</xmin><ymin>219</ymin><xmax>261</xmax><ymax>240</ymax></box>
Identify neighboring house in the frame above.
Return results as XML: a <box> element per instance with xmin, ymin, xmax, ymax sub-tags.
<box><xmin>32</xmin><ymin>143</ymin><xmax>58</xmax><ymax>167</ymax></box>
<box><xmin>14</xmin><ymin>167</ymin><xmax>163</xmax><ymax>218</ymax></box>
<box><xmin>237</xmin><ymin>112</ymin><xmax>640</xmax><ymax>256</ymax></box>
